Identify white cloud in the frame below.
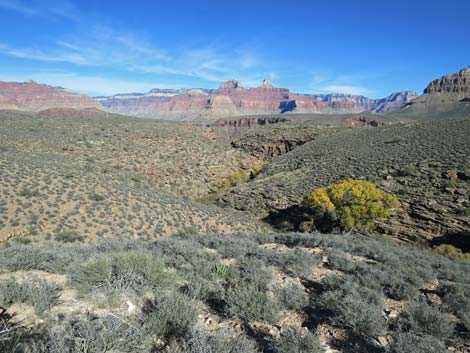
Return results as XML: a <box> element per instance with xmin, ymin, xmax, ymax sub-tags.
<box><xmin>308</xmin><ymin>71</ymin><xmax>375</xmax><ymax>96</ymax></box>
<box><xmin>0</xmin><ymin>17</ymin><xmax>277</xmax><ymax>94</ymax></box>
<box><xmin>0</xmin><ymin>42</ymin><xmax>87</xmax><ymax>65</ymax></box>
<box><xmin>0</xmin><ymin>71</ymin><xmax>185</xmax><ymax>96</ymax></box>
<box><xmin>322</xmin><ymin>84</ymin><xmax>373</xmax><ymax>96</ymax></box>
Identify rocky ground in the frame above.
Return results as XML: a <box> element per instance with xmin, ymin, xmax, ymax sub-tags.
<box><xmin>1</xmin><ymin>232</ymin><xmax>469</xmax><ymax>353</ymax></box>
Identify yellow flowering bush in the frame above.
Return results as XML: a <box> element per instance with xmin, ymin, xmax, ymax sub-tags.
<box><xmin>215</xmin><ymin>170</ymin><xmax>249</xmax><ymax>189</ymax></box>
<box><xmin>303</xmin><ymin>179</ymin><xmax>401</xmax><ymax>230</ymax></box>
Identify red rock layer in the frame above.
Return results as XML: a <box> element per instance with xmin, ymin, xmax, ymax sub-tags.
<box><xmin>0</xmin><ymin>80</ymin><xmax>102</xmax><ymax>112</ymax></box>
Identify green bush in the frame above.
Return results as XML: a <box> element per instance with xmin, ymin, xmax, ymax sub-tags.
<box><xmin>398</xmin><ymin>299</ymin><xmax>454</xmax><ymax>340</ymax></box>
<box><xmin>318</xmin><ymin>275</ymin><xmax>386</xmax><ymax>338</ymax></box>
<box><xmin>68</xmin><ymin>250</ymin><xmax>175</xmax><ymax>294</ymax></box>
<box><xmin>432</xmin><ymin>244</ymin><xmax>470</xmax><ymax>261</ymax></box>
<box><xmin>32</xmin><ymin>314</ymin><xmax>146</xmax><ymax>353</ymax></box>
<box><xmin>169</xmin><ymin>327</ymin><xmax>258</xmax><ymax>353</ymax></box>
<box><xmin>441</xmin><ymin>283</ymin><xmax>470</xmax><ymax>330</ymax></box>
<box><xmin>388</xmin><ymin>332</ymin><xmax>449</xmax><ymax>353</ymax></box>
<box><xmin>89</xmin><ymin>192</ymin><xmax>105</xmax><ymax>202</ymax></box>
<box><xmin>269</xmin><ymin>327</ymin><xmax>324</xmax><ymax>353</ymax></box>
<box><xmin>223</xmin><ymin>258</ymin><xmax>279</xmax><ymax>323</ymax></box>
<box><xmin>55</xmin><ymin>230</ymin><xmax>82</xmax><ymax>243</ymax></box>
<box><xmin>0</xmin><ymin>310</ymin><xmax>24</xmax><ymax>353</ymax></box>
<box><xmin>143</xmin><ymin>290</ymin><xmax>197</xmax><ymax>339</ymax></box>
<box><xmin>225</xmin><ymin>283</ymin><xmax>280</xmax><ymax>323</ymax></box>
<box><xmin>211</xmin><ymin>263</ymin><xmax>229</xmax><ymax>278</ymax></box>
<box><xmin>0</xmin><ymin>277</ymin><xmax>58</xmax><ymax>315</ymax></box>
<box><xmin>278</xmin><ymin>283</ymin><xmax>308</xmax><ymax>311</ymax></box>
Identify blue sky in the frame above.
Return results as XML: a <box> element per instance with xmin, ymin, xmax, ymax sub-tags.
<box><xmin>0</xmin><ymin>0</ymin><xmax>469</xmax><ymax>98</ymax></box>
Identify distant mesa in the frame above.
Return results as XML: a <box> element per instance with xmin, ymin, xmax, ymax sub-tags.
<box><xmin>95</xmin><ymin>77</ymin><xmax>417</xmax><ymax>122</ymax></box>
<box><xmin>219</xmin><ymin>79</ymin><xmax>244</xmax><ymax>90</ymax></box>
<box><xmin>399</xmin><ymin>67</ymin><xmax>470</xmax><ymax>115</ymax></box>
<box><xmin>0</xmin><ymin>80</ymin><xmax>102</xmax><ymax>112</ymax></box>
<box><xmin>5</xmin><ymin>67</ymin><xmax>469</xmax><ymax>121</ymax></box>
<box><xmin>262</xmin><ymin>79</ymin><xmax>273</xmax><ymax>88</ymax></box>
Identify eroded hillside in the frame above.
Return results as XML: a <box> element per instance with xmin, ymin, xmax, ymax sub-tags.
<box><xmin>218</xmin><ymin>119</ymin><xmax>470</xmax><ymax>245</ymax></box>
<box><xmin>0</xmin><ymin>111</ymin><xmax>266</xmax><ymax>241</ymax></box>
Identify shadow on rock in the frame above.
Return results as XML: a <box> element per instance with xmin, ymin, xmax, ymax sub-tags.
<box><xmin>263</xmin><ymin>205</ymin><xmax>338</xmax><ymax>233</ymax></box>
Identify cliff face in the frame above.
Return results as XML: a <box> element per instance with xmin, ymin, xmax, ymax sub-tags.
<box><xmin>401</xmin><ymin>67</ymin><xmax>470</xmax><ymax>114</ymax></box>
<box><xmin>0</xmin><ymin>80</ymin><xmax>102</xmax><ymax>112</ymax></box>
<box><xmin>97</xmin><ymin>79</ymin><xmax>416</xmax><ymax>121</ymax></box>
<box><xmin>424</xmin><ymin>67</ymin><xmax>470</xmax><ymax>95</ymax></box>
<box><xmin>372</xmin><ymin>91</ymin><xmax>418</xmax><ymax>112</ymax></box>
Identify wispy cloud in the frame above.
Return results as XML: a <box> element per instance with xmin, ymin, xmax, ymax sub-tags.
<box><xmin>322</xmin><ymin>84</ymin><xmax>373</xmax><ymax>96</ymax></box>
<box><xmin>308</xmin><ymin>71</ymin><xmax>374</xmax><ymax>96</ymax></box>
<box><xmin>0</xmin><ymin>71</ymin><xmax>184</xmax><ymax>96</ymax></box>
<box><xmin>0</xmin><ymin>0</ymin><xmax>37</xmax><ymax>15</ymax></box>
<box><xmin>0</xmin><ymin>23</ymin><xmax>274</xmax><ymax>92</ymax></box>
<box><xmin>0</xmin><ymin>0</ymin><xmax>80</xmax><ymax>20</ymax></box>
<box><xmin>0</xmin><ymin>1</ymin><xmax>280</xmax><ymax>96</ymax></box>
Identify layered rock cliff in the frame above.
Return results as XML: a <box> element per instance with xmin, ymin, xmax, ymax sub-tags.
<box><xmin>400</xmin><ymin>67</ymin><xmax>470</xmax><ymax>114</ymax></box>
<box><xmin>0</xmin><ymin>80</ymin><xmax>102</xmax><ymax>112</ymax></box>
<box><xmin>97</xmin><ymin>79</ymin><xmax>416</xmax><ymax>121</ymax></box>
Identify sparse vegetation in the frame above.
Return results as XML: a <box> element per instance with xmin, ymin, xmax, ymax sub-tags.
<box><xmin>0</xmin><ymin>232</ymin><xmax>468</xmax><ymax>352</ymax></box>
<box><xmin>1</xmin><ymin>111</ymin><xmax>470</xmax><ymax>353</ymax></box>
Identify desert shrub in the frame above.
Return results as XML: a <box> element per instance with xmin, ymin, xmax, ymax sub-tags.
<box><xmin>278</xmin><ymin>283</ymin><xmax>308</xmax><ymax>311</ymax></box>
<box><xmin>397</xmin><ymin>164</ymin><xmax>416</xmax><ymax>177</ymax></box>
<box><xmin>168</xmin><ymin>327</ymin><xmax>258</xmax><ymax>353</ymax></box>
<box><xmin>29</xmin><ymin>314</ymin><xmax>145</xmax><ymax>353</ymax></box>
<box><xmin>303</xmin><ymin>179</ymin><xmax>401</xmax><ymax>231</ymax></box>
<box><xmin>441</xmin><ymin>283</ymin><xmax>470</xmax><ymax>330</ymax></box>
<box><xmin>388</xmin><ymin>332</ymin><xmax>449</xmax><ymax>353</ymax></box>
<box><xmin>89</xmin><ymin>192</ymin><xmax>105</xmax><ymax>202</ymax></box>
<box><xmin>211</xmin><ymin>264</ymin><xmax>229</xmax><ymax>278</ymax></box>
<box><xmin>152</xmin><ymin>238</ymin><xmax>223</xmax><ymax>300</ymax></box>
<box><xmin>0</xmin><ymin>242</ymin><xmax>100</xmax><ymax>273</ymax></box>
<box><xmin>225</xmin><ymin>282</ymin><xmax>279</xmax><ymax>323</ymax></box>
<box><xmin>17</xmin><ymin>188</ymin><xmax>40</xmax><ymax>198</ymax></box>
<box><xmin>198</xmin><ymin>234</ymin><xmax>259</xmax><ymax>259</ymax></box>
<box><xmin>432</xmin><ymin>244</ymin><xmax>470</xmax><ymax>261</ymax></box>
<box><xmin>68</xmin><ymin>250</ymin><xmax>174</xmax><ymax>294</ymax></box>
<box><xmin>318</xmin><ymin>275</ymin><xmax>386</xmax><ymax>338</ymax></box>
<box><xmin>398</xmin><ymin>299</ymin><xmax>454</xmax><ymax>340</ymax></box>
<box><xmin>325</xmin><ymin>250</ymin><xmax>420</xmax><ymax>300</ymax></box>
<box><xmin>173</xmin><ymin>226</ymin><xmax>199</xmax><ymax>238</ymax></box>
<box><xmin>0</xmin><ymin>277</ymin><xmax>58</xmax><ymax>315</ymax></box>
<box><xmin>143</xmin><ymin>290</ymin><xmax>197</xmax><ymax>339</ymax></box>
<box><xmin>224</xmin><ymin>258</ymin><xmax>279</xmax><ymax>323</ymax></box>
<box><xmin>250</xmin><ymin>163</ymin><xmax>266</xmax><ymax>179</ymax></box>
<box><xmin>459</xmin><ymin>310</ymin><xmax>470</xmax><ymax>332</ymax></box>
<box><xmin>263</xmin><ymin>248</ymin><xmax>321</xmax><ymax>277</ymax></box>
<box><xmin>215</xmin><ymin>170</ymin><xmax>249</xmax><ymax>189</ymax></box>
<box><xmin>54</xmin><ymin>230</ymin><xmax>82</xmax><ymax>243</ymax></box>
<box><xmin>0</xmin><ymin>309</ymin><xmax>24</xmax><ymax>353</ymax></box>
<box><xmin>269</xmin><ymin>327</ymin><xmax>324</xmax><ymax>353</ymax></box>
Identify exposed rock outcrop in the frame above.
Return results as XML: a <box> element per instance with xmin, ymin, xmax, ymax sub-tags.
<box><xmin>343</xmin><ymin>116</ymin><xmax>390</xmax><ymax>127</ymax></box>
<box><xmin>213</xmin><ymin>116</ymin><xmax>289</xmax><ymax>128</ymax></box>
<box><xmin>0</xmin><ymin>80</ymin><xmax>102</xmax><ymax>112</ymax></box>
<box><xmin>96</xmin><ymin>80</ymin><xmax>416</xmax><ymax>122</ymax></box>
<box><xmin>400</xmin><ymin>67</ymin><xmax>470</xmax><ymax>114</ymax></box>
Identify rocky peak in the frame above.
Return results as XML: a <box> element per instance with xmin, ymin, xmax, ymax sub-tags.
<box><xmin>424</xmin><ymin>67</ymin><xmax>470</xmax><ymax>94</ymax></box>
<box><xmin>219</xmin><ymin>79</ymin><xmax>244</xmax><ymax>90</ymax></box>
<box><xmin>262</xmin><ymin>79</ymin><xmax>273</xmax><ymax>88</ymax></box>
